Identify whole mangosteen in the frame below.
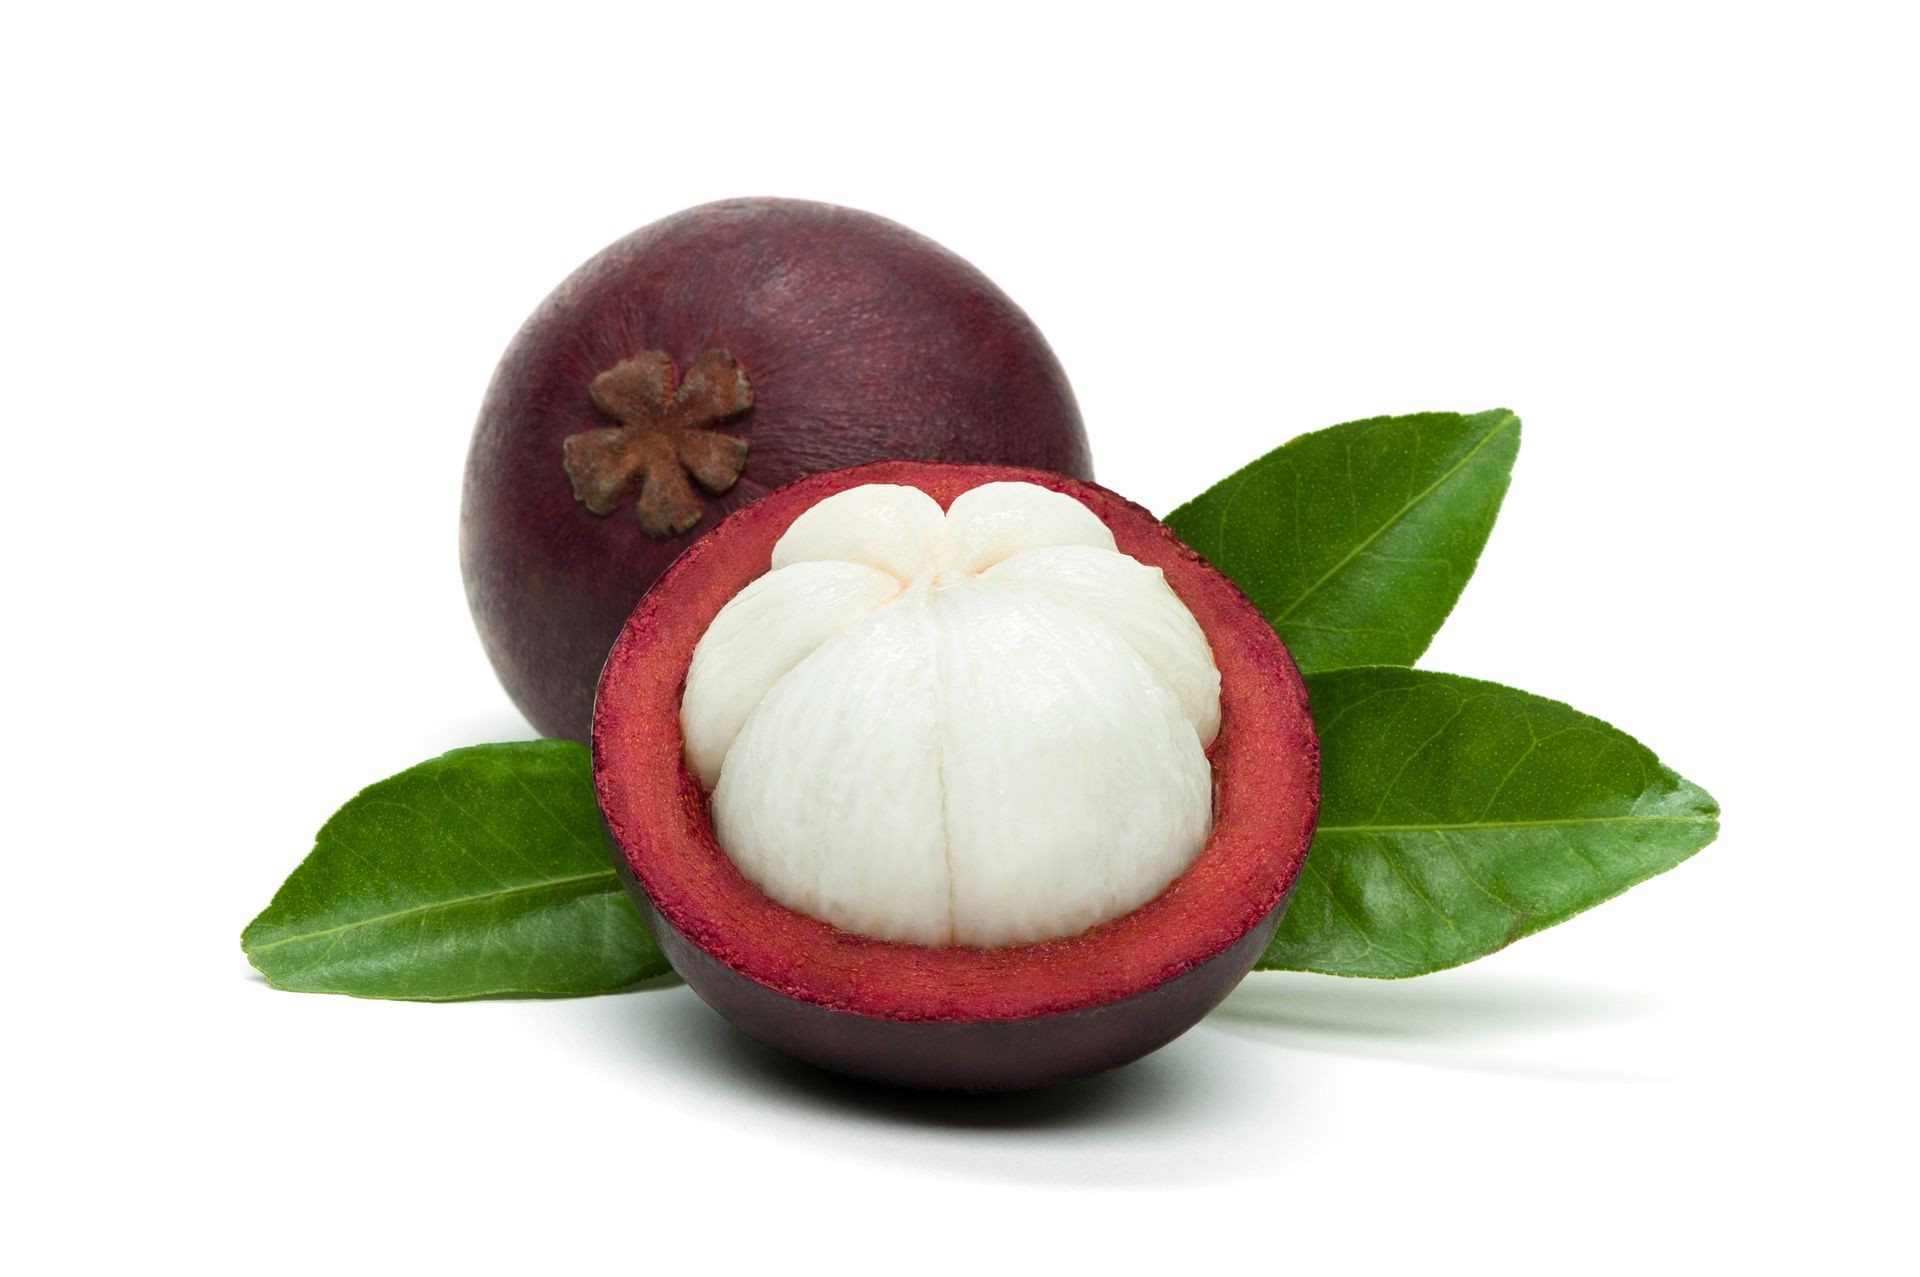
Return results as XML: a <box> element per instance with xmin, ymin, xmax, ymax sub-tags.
<box><xmin>592</xmin><ymin>462</ymin><xmax>1320</xmax><ymax>1091</ymax></box>
<box><xmin>461</xmin><ymin>199</ymin><xmax>1093</xmax><ymax>740</ymax></box>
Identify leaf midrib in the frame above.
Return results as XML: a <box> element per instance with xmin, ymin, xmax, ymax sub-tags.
<box><xmin>244</xmin><ymin>869</ymin><xmax>619</xmax><ymax>956</ymax></box>
<box><xmin>1271</xmin><ymin>411</ymin><xmax>1517</xmax><ymax>625</ymax></box>
<box><xmin>1316</xmin><ymin>814</ymin><xmax>1715</xmax><ymax>835</ymax></box>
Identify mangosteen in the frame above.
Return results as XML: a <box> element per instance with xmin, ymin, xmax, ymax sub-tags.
<box><xmin>462</xmin><ymin>198</ymin><xmax>1092</xmax><ymax>741</ymax></box>
<box><xmin>593</xmin><ymin>462</ymin><xmax>1319</xmax><ymax>1091</ymax></box>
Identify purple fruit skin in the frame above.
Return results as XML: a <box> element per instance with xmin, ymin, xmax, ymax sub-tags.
<box><xmin>612</xmin><ymin>838</ymin><xmax>1292</xmax><ymax>1092</ymax></box>
<box><xmin>461</xmin><ymin>198</ymin><xmax>1092</xmax><ymax>740</ymax></box>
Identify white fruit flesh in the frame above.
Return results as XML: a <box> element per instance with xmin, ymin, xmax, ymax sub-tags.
<box><xmin>680</xmin><ymin>482</ymin><xmax>1221</xmax><ymax>948</ymax></box>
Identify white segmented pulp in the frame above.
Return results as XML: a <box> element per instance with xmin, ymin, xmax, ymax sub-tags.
<box><xmin>680</xmin><ymin>482</ymin><xmax>1222</xmax><ymax>947</ymax></box>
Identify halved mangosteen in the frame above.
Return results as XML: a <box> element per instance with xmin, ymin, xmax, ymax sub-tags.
<box><xmin>592</xmin><ymin>461</ymin><xmax>1319</xmax><ymax>1091</ymax></box>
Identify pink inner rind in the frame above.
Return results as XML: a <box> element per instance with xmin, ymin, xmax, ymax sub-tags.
<box><xmin>593</xmin><ymin>462</ymin><xmax>1320</xmax><ymax>1024</ymax></box>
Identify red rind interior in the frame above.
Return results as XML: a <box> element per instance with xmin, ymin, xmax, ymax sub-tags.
<box><xmin>593</xmin><ymin>462</ymin><xmax>1319</xmax><ymax>1023</ymax></box>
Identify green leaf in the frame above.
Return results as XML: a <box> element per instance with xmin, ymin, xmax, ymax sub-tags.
<box><xmin>243</xmin><ymin>741</ymin><xmax>667</xmax><ymax>1000</ymax></box>
<box><xmin>1264</xmin><ymin>668</ymin><xmax>1718</xmax><ymax>977</ymax></box>
<box><xmin>1166</xmin><ymin>409</ymin><xmax>1520</xmax><ymax>672</ymax></box>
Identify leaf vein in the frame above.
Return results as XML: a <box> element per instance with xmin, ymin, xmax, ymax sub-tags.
<box><xmin>245</xmin><ymin>871</ymin><xmax>620</xmax><ymax>957</ymax></box>
<box><xmin>1271</xmin><ymin>412</ymin><xmax>1517</xmax><ymax>625</ymax></box>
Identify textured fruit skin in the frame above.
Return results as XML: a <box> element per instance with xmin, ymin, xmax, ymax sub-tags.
<box><xmin>462</xmin><ymin>199</ymin><xmax>1092</xmax><ymax>741</ymax></box>
<box><xmin>593</xmin><ymin>463</ymin><xmax>1320</xmax><ymax>1092</ymax></box>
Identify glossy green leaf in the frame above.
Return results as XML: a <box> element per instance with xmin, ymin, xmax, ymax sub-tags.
<box><xmin>1166</xmin><ymin>409</ymin><xmax>1520</xmax><ymax>672</ymax></box>
<box><xmin>1264</xmin><ymin>668</ymin><xmax>1718</xmax><ymax>977</ymax></box>
<box><xmin>243</xmin><ymin>741</ymin><xmax>667</xmax><ymax>1000</ymax></box>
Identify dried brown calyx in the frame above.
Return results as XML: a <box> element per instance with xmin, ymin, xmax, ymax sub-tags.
<box><xmin>562</xmin><ymin>350</ymin><xmax>754</xmax><ymax>537</ymax></box>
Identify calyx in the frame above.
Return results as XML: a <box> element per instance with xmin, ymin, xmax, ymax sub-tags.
<box><xmin>562</xmin><ymin>350</ymin><xmax>754</xmax><ymax>537</ymax></box>
<box><xmin>679</xmin><ymin>481</ymin><xmax>1223</xmax><ymax>948</ymax></box>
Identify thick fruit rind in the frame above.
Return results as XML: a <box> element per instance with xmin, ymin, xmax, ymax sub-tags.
<box><xmin>625</xmin><ymin>884</ymin><xmax>1283</xmax><ymax>1091</ymax></box>
<box><xmin>593</xmin><ymin>462</ymin><xmax>1319</xmax><ymax>1091</ymax></box>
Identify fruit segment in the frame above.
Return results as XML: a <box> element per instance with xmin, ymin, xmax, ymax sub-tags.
<box><xmin>682</xmin><ymin>481</ymin><xmax>1219</xmax><ymax>947</ymax></box>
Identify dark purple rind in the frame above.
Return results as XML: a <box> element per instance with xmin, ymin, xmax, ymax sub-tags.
<box><xmin>614</xmin><ymin>836</ymin><xmax>1295</xmax><ymax>1092</ymax></box>
<box><xmin>462</xmin><ymin>198</ymin><xmax>1091</xmax><ymax>741</ymax></box>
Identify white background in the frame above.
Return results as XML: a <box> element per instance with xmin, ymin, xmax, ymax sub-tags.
<box><xmin>4</xmin><ymin>2</ymin><xmax>1914</xmax><ymax>1273</ymax></box>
